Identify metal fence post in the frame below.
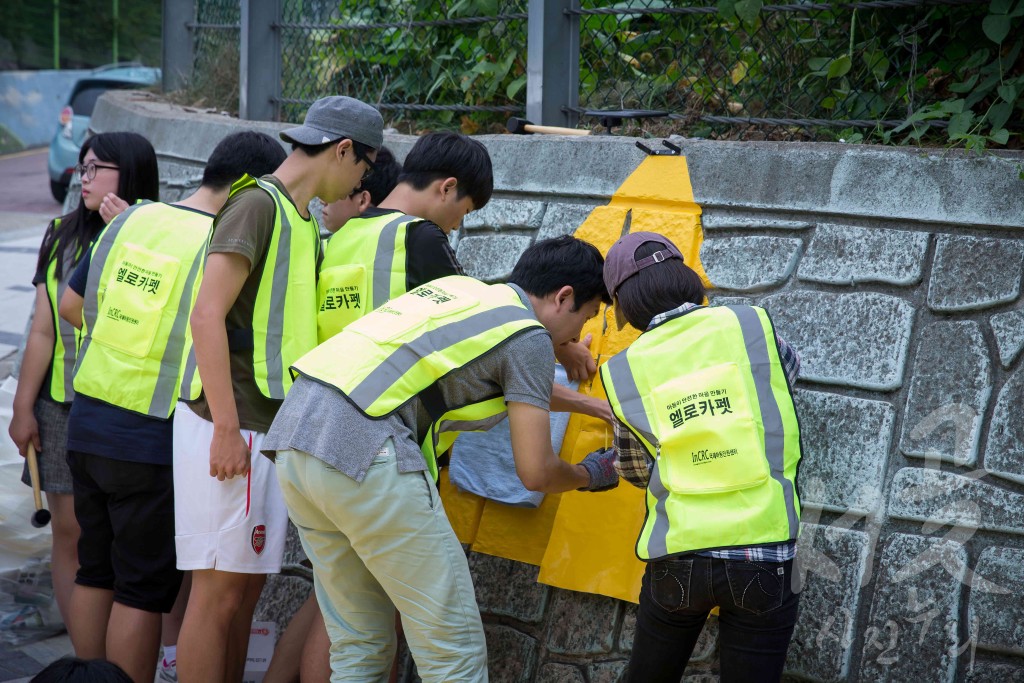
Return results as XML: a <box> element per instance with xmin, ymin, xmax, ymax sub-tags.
<box><xmin>162</xmin><ymin>0</ymin><xmax>194</xmax><ymax>92</ymax></box>
<box><xmin>239</xmin><ymin>0</ymin><xmax>281</xmax><ymax>121</ymax></box>
<box><xmin>526</xmin><ymin>0</ymin><xmax>580</xmax><ymax>127</ymax></box>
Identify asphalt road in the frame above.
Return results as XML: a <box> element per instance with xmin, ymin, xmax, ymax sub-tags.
<box><xmin>0</xmin><ymin>148</ymin><xmax>61</xmax><ymax>222</ymax></box>
<box><xmin>0</xmin><ymin>148</ymin><xmax>56</xmax><ymax>361</ymax></box>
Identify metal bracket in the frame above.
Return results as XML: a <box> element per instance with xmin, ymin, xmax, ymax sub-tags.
<box><xmin>635</xmin><ymin>140</ymin><xmax>682</xmax><ymax>156</ymax></box>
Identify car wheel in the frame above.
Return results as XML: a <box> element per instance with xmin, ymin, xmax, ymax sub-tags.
<box><xmin>50</xmin><ymin>179</ymin><xmax>68</xmax><ymax>203</ymax></box>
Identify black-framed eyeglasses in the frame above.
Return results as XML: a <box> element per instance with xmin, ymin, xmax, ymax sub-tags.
<box><xmin>74</xmin><ymin>161</ymin><xmax>119</xmax><ymax>181</ymax></box>
<box><xmin>354</xmin><ymin>150</ymin><xmax>377</xmax><ymax>182</ymax></box>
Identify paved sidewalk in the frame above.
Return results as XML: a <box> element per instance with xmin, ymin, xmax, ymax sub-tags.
<box><xmin>0</xmin><ymin>633</ymin><xmax>74</xmax><ymax>682</ymax></box>
<box><xmin>0</xmin><ymin>149</ymin><xmax>74</xmax><ymax>682</ymax></box>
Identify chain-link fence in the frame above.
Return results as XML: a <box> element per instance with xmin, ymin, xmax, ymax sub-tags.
<box><xmin>184</xmin><ymin>0</ymin><xmax>1017</xmax><ymax>144</ymax></box>
<box><xmin>184</xmin><ymin>0</ymin><xmax>240</xmax><ymax>113</ymax></box>
<box><xmin>276</xmin><ymin>0</ymin><xmax>528</xmax><ymax>129</ymax></box>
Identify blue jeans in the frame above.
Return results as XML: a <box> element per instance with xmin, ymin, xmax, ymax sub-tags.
<box><xmin>627</xmin><ymin>555</ymin><xmax>799</xmax><ymax>683</ymax></box>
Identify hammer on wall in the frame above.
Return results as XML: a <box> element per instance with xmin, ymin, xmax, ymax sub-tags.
<box><xmin>507</xmin><ymin>117</ymin><xmax>590</xmax><ymax>136</ymax></box>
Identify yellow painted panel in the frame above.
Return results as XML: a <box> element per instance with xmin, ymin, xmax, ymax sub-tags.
<box><xmin>439</xmin><ymin>469</ymin><xmax>485</xmax><ymax>545</ymax></box>
<box><xmin>537</xmin><ymin>156</ymin><xmax>704</xmax><ymax>602</ymax></box>
<box><xmin>471</xmin><ymin>492</ymin><xmax>563</xmax><ymax>565</ymax></box>
<box><xmin>442</xmin><ymin>153</ymin><xmax>706</xmax><ymax>603</ymax></box>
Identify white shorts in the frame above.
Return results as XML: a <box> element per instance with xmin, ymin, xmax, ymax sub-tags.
<box><xmin>173</xmin><ymin>403</ymin><xmax>287</xmax><ymax>573</ymax></box>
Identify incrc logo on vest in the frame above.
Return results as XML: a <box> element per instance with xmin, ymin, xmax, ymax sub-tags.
<box><xmin>691</xmin><ymin>448</ymin><xmax>738</xmax><ymax>465</ymax></box>
<box><xmin>251</xmin><ymin>525</ymin><xmax>266</xmax><ymax>555</ymax></box>
<box><xmin>105</xmin><ymin>307</ymin><xmax>140</xmax><ymax>325</ymax></box>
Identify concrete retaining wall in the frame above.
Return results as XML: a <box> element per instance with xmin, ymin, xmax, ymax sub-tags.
<box><xmin>90</xmin><ymin>90</ymin><xmax>1024</xmax><ymax>682</ymax></box>
<box><xmin>0</xmin><ymin>70</ymin><xmax>90</xmax><ymax>149</ymax></box>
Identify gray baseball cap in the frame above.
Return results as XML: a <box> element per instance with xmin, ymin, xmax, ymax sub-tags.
<box><xmin>604</xmin><ymin>231</ymin><xmax>684</xmax><ymax>297</ymax></box>
<box><xmin>279</xmin><ymin>96</ymin><xmax>384</xmax><ymax>150</ymax></box>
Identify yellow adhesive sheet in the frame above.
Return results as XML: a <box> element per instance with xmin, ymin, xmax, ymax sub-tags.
<box><xmin>443</xmin><ymin>154</ymin><xmax>706</xmax><ymax>603</ymax></box>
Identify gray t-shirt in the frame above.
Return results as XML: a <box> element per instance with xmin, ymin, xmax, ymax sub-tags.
<box><xmin>261</xmin><ymin>287</ymin><xmax>554</xmax><ymax>482</ymax></box>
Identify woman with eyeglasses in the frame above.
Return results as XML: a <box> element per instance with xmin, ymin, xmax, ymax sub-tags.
<box><xmin>7</xmin><ymin>131</ymin><xmax>159</xmax><ymax>632</ymax></box>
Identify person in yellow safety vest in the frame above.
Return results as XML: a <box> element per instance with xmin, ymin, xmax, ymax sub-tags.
<box><xmin>261</xmin><ymin>236</ymin><xmax>619</xmax><ymax>682</ymax></box>
<box><xmin>597</xmin><ymin>232</ymin><xmax>803</xmax><ymax>683</ymax></box>
<box><xmin>173</xmin><ymin>96</ymin><xmax>384</xmax><ymax>683</ymax></box>
<box><xmin>8</xmin><ymin>132</ymin><xmax>159</xmax><ymax>657</ymax></box>
<box><xmin>318</xmin><ymin>131</ymin><xmax>611</xmax><ymax>418</ymax></box>
<box><xmin>263</xmin><ymin>146</ymin><xmax>401</xmax><ymax>683</ymax></box>
<box><xmin>56</xmin><ymin>130</ymin><xmax>287</xmax><ymax>683</ymax></box>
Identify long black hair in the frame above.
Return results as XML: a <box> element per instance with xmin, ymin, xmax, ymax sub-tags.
<box><xmin>36</xmin><ymin>132</ymin><xmax>159</xmax><ymax>281</ymax></box>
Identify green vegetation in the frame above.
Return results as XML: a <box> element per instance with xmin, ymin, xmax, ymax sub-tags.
<box><xmin>0</xmin><ymin>1</ymin><xmax>161</xmax><ymax>70</ymax></box>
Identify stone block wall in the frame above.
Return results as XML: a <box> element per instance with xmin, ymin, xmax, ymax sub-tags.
<box><xmin>90</xmin><ymin>91</ymin><xmax>1024</xmax><ymax>682</ymax></box>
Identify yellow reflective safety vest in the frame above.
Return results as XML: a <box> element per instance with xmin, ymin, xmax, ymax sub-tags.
<box><xmin>292</xmin><ymin>276</ymin><xmax>546</xmax><ymax>479</ymax></box>
<box><xmin>43</xmin><ymin>218</ymin><xmax>82</xmax><ymax>403</ymax></box>
<box><xmin>178</xmin><ymin>175</ymin><xmax>320</xmax><ymax>402</ymax></box>
<box><xmin>600</xmin><ymin>305</ymin><xmax>802</xmax><ymax>561</ymax></box>
<box><xmin>74</xmin><ymin>202</ymin><xmax>212</xmax><ymax>417</ymax></box>
<box><xmin>317</xmin><ymin>210</ymin><xmax>418</xmax><ymax>342</ymax></box>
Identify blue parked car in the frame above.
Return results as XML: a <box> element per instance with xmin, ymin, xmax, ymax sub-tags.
<box><xmin>47</xmin><ymin>63</ymin><xmax>161</xmax><ymax>202</ymax></box>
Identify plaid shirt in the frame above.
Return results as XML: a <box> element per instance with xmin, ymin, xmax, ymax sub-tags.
<box><xmin>612</xmin><ymin>303</ymin><xmax>800</xmax><ymax>562</ymax></box>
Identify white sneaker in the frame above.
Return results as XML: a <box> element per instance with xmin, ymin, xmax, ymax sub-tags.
<box><xmin>156</xmin><ymin>663</ymin><xmax>177</xmax><ymax>683</ymax></box>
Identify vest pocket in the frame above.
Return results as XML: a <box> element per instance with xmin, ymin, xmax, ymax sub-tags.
<box><xmin>92</xmin><ymin>242</ymin><xmax>180</xmax><ymax>359</ymax></box>
<box><xmin>317</xmin><ymin>263</ymin><xmax>367</xmax><ymax>341</ymax></box>
<box><xmin>650</xmin><ymin>361</ymin><xmax>769</xmax><ymax>495</ymax></box>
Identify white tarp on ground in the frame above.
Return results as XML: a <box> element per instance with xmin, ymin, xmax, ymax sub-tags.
<box><xmin>0</xmin><ymin>376</ymin><xmax>63</xmax><ymax>644</ymax></box>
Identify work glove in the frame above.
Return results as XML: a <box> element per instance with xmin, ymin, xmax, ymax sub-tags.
<box><xmin>578</xmin><ymin>447</ymin><xmax>620</xmax><ymax>492</ymax></box>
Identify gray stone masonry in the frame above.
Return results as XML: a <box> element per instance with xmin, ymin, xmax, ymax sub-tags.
<box><xmin>486</xmin><ymin>625</ymin><xmax>539</xmax><ymax>683</ymax></box>
<box><xmin>928</xmin><ymin>235</ymin><xmax>1024</xmax><ymax>312</ymax></box>
<box><xmin>86</xmin><ymin>91</ymin><xmax>1024</xmax><ymax>682</ymax></box>
<box><xmin>470</xmin><ymin>553</ymin><xmax>549</xmax><ymax>624</ymax></box>
<box><xmin>794</xmin><ymin>390</ymin><xmax>894</xmax><ymax>514</ymax></box>
<box><xmin>965</xmin><ymin>662</ymin><xmax>1024</xmax><ymax>682</ymax></box>
<box><xmin>761</xmin><ymin>291</ymin><xmax>915</xmax><ymax>391</ymax></box>
<box><xmin>788</xmin><ymin>524</ymin><xmax>872</xmax><ymax>682</ymax></box>
<box><xmin>990</xmin><ymin>309</ymin><xmax>1024</xmax><ymax>368</ymax></box>
<box><xmin>536</xmin><ymin>663</ymin><xmax>585</xmax><ymax>683</ymax></box>
<box><xmin>701</xmin><ymin>236</ymin><xmax>802</xmax><ymax>292</ymax></box>
<box><xmin>888</xmin><ymin>468</ymin><xmax>1024</xmax><ymax>536</ymax></box>
<box><xmin>900</xmin><ymin>321</ymin><xmax>991</xmax><ymax>467</ymax></box>
<box><xmin>984</xmin><ymin>366</ymin><xmax>1024</xmax><ymax>485</ymax></box>
<box><xmin>462</xmin><ymin>199</ymin><xmax>547</xmax><ymax>232</ymax></box>
<box><xmin>859</xmin><ymin>533</ymin><xmax>965</xmax><ymax>683</ymax></box>
<box><xmin>798</xmin><ymin>224</ymin><xmax>930</xmax><ymax>286</ymax></box>
<box><xmin>456</xmin><ymin>233</ymin><xmax>536</xmax><ymax>282</ymax></box>
<box><xmin>968</xmin><ymin>547</ymin><xmax>1024</xmax><ymax>657</ymax></box>
<box><xmin>545</xmin><ymin>590</ymin><xmax>619</xmax><ymax>655</ymax></box>
<box><xmin>537</xmin><ymin>202</ymin><xmax>601</xmax><ymax>241</ymax></box>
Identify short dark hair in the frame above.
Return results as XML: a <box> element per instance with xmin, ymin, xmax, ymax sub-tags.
<box><xmin>615</xmin><ymin>240</ymin><xmax>705</xmax><ymax>330</ymax></box>
<box><xmin>359</xmin><ymin>146</ymin><xmax>401</xmax><ymax>205</ymax></box>
<box><xmin>508</xmin><ymin>236</ymin><xmax>610</xmax><ymax>310</ymax></box>
<box><xmin>291</xmin><ymin>137</ymin><xmax>374</xmax><ymax>161</ymax></box>
<box><xmin>202</xmin><ymin>130</ymin><xmax>287</xmax><ymax>189</ymax></box>
<box><xmin>398</xmin><ymin>132</ymin><xmax>493</xmax><ymax>210</ymax></box>
<box><xmin>30</xmin><ymin>657</ymin><xmax>134</xmax><ymax>683</ymax></box>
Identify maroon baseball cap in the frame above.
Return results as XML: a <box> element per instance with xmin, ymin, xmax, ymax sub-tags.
<box><xmin>604</xmin><ymin>231</ymin><xmax>684</xmax><ymax>297</ymax></box>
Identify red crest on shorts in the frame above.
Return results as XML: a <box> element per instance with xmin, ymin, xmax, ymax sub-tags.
<box><xmin>252</xmin><ymin>525</ymin><xmax>266</xmax><ymax>555</ymax></box>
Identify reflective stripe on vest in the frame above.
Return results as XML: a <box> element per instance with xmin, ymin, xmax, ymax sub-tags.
<box><xmin>44</xmin><ymin>219</ymin><xmax>82</xmax><ymax>403</ymax></box>
<box><xmin>75</xmin><ymin>202</ymin><xmax>210</xmax><ymax>417</ymax></box>
<box><xmin>247</xmin><ymin>176</ymin><xmax>320</xmax><ymax>400</ymax></box>
<box><xmin>601</xmin><ymin>305</ymin><xmax>801</xmax><ymax>560</ymax></box>
<box><xmin>292</xmin><ymin>276</ymin><xmax>545</xmax><ymax>476</ymax></box>
<box><xmin>317</xmin><ymin>211</ymin><xmax>417</xmax><ymax>342</ymax></box>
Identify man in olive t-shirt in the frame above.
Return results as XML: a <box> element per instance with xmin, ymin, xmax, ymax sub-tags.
<box><xmin>173</xmin><ymin>96</ymin><xmax>383</xmax><ymax>683</ymax></box>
